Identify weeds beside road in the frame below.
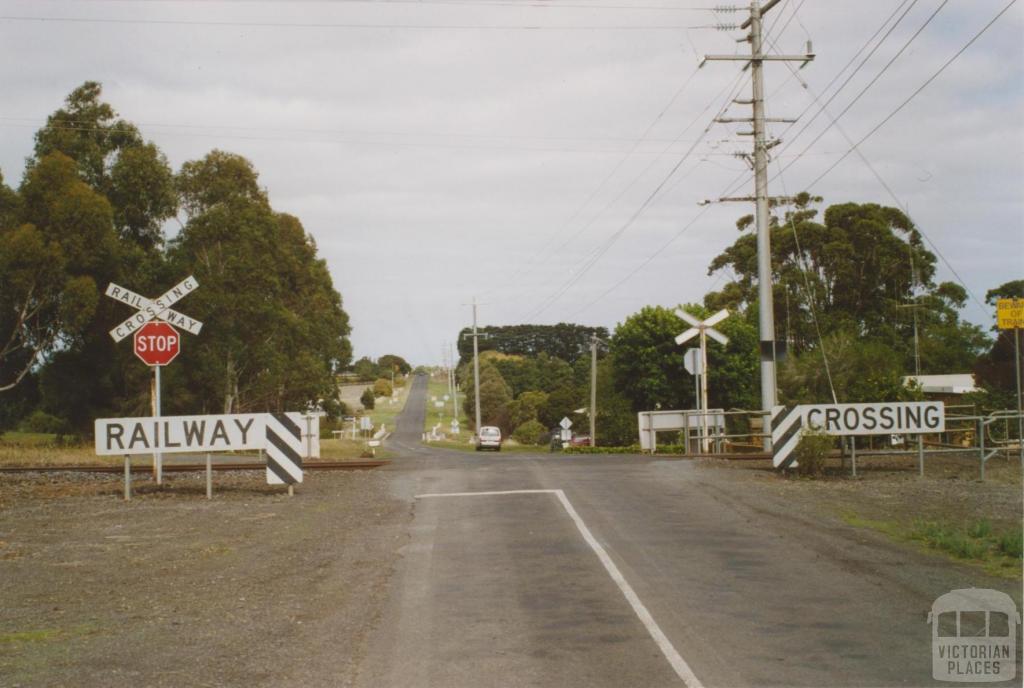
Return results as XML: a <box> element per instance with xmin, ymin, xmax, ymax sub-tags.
<box><xmin>699</xmin><ymin>452</ymin><xmax>1023</xmax><ymax>578</ymax></box>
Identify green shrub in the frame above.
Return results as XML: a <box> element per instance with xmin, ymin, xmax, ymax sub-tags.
<box><xmin>561</xmin><ymin>445</ymin><xmax>643</xmax><ymax>455</ymax></box>
<box><xmin>373</xmin><ymin>379</ymin><xmax>393</xmax><ymax>398</ymax></box>
<box><xmin>511</xmin><ymin>420</ymin><xmax>546</xmax><ymax>446</ymax></box>
<box><xmin>360</xmin><ymin>388</ymin><xmax>375</xmax><ymax>410</ymax></box>
<box><xmin>793</xmin><ymin>430</ymin><xmax>833</xmax><ymax>477</ymax></box>
<box><xmin>967</xmin><ymin>519</ymin><xmax>992</xmax><ymax>539</ymax></box>
<box><xmin>997</xmin><ymin>529</ymin><xmax>1023</xmax><ymax>559</ymax></box>
<box><xmin>913</xmin><ymin>521</ymin><xmax>992</xmax><ymax>561</ymax></box>
<box><xmin>18</xmin><ymin>410</ymin><xmax>68</xmax><ymax>435</ymax></box>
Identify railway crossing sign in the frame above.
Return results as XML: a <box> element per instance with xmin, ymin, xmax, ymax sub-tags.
<box><xmin>106</xmin><ymin>276</ymin><xmax>202</xmax><ymax>343</ymax></box>
<box><xmin>134</xmin><ymin>322</ymin><xmax>180</xmax><ymax>366</ymax></box>
<box><xmin>771</xmin><ymin>401</ymin><xmax>945</xmax><ymax>469</ymax></box>
<box><xmin>105</xmin><ymin>276</ymin><xmax>202</xmax><ymax>486</ymax></box>
<box><xmin>95</xmin><ymin>412</ymin><xmax>306</xmax><ymax>486</ymax></box>
<box><xmin>675</xmin><ymin>308</ymin><xmax>730</xmax><ymax>452</ymax></box>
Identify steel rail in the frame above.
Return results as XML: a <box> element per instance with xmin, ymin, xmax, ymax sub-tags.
<box><xmin>0</xmin><ymin>460</ymin><xmax>388</xmax><ymax>474</ymax></box>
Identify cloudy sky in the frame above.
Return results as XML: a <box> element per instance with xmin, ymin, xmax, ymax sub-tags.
<box><xmin>1</xmin><ymin>0</ymin><xmax>1022</xmax><ymax>365</ymax></box>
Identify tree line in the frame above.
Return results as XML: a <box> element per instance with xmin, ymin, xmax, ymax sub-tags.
<box><xmin>454</xmin><ymin>198</ymin><xmax>1019</xmax><ymax>446</ymax></box>
<box><xmin>1</xmin><ymin>82</ymin><xmax>353</xmax><ymax>434</ymax></box>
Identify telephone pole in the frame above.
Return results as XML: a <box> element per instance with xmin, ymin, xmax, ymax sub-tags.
<box><xmin>449</xmin><ymin>342</ymin><xmax>459</xmax><ymax>422</ymax></box>
<box><xmin>461</xmin><ymin>297</ymin><xmax>487</xmax><ymax>435</ymax></box>
<box><xmin>701</xmin><ymin>0</ymin><xmax>813</xmax><ymax>448</ymax></box>
<box><xmin>589</xmin><ymin>334</ymin><xmax>601</xmax><ymax>447</ymax></box>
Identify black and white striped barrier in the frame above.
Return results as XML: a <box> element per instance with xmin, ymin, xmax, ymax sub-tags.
<box><xmin>770</xmin><ymin>405</ymin><xmax>804</xmax><ymax>469</ymax></box>
<box><xmin>265</xmin><ymin>413</ymin><xmax>303</xmax><ymax>485</ymax></box>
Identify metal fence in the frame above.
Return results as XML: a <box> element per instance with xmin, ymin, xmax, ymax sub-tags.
<box><xmin>644</xmin><ymin>407</ymin><xmax>1023</xmax><ymax>482</ymax></box>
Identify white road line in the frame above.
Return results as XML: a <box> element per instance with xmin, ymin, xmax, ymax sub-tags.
<box><xmin>415</xmin><ymin>488</ymin><xmax>704</xmax><ymax>688</ymax></box>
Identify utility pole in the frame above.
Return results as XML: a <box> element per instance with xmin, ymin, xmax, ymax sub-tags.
<box><xmin>589</xmin><ymin>334</ymin><xmax>599</xmax><ymax>447</ymax></box>
<box><xmin>461</xmin><ymin>298</ymin><xmax>487</xmax><ymax>435</ymax></box>
<box><xmin>450</xmin><ymin>342</ymin><xmax>459</xmax><ymax>422</ymax></box>
<box><xmin>700</xmin><ymin>0</ymin><xmax>813</xmax><ymax>449</ymax></box>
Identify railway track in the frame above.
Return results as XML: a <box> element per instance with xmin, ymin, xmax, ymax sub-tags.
<box><xmin>0</xmin><ymin>460</ymin><xmax>388</xmax><ymax>474</ymax></box>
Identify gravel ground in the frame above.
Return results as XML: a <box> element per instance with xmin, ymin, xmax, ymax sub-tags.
<box><xmin>0</xmin><ymin>469</ymin><xmax>410</xmax><ymax>688</ymax></box>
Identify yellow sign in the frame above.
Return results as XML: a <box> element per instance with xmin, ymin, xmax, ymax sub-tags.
<box><xmin>997</xmin><ymin>298</ymin><xmax>1024</xmax><ymax>330</ymax></box>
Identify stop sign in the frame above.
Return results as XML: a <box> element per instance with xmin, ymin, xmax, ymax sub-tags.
<box><xmin>134</xmin><ymin>322</ymin><xmax>181</xmax><ymax>366</ymax></box>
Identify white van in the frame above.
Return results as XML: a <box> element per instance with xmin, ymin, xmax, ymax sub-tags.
<box><xmin>475</xmin><ymin>426</ymin><xmax>502</xmax><ymax>451</ymax></box>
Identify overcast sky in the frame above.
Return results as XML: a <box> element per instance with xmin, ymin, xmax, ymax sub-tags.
<box><xmin>1</xmin><ymin>0</ymin><xmax>1022</xmax><ymax>365</ymax></box>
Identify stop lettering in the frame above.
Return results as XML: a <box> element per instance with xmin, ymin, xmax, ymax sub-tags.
<box><xmin>133</xmin><ymin>322</ymin><xmax>181</xmax><ymax>366</ymax></box>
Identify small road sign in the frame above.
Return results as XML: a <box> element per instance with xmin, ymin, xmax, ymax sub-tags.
<box><xmin>133</xmin><ymin>322</ymin><xmax>180</xmax><ymax>366</ymax></box>
<box><xmin>560</xmin><ymin>417</ymin><xmax>573</xmax><ymax>430</ymax></box>
<box><xmin>683</xmin><ymin>348</ymin><xmax>702</xmax><ymax>376</ymax></box>
<box><xmin>997</xmin><ymin>298</ymin><xmax>1024</xmax><ymax>330</ymax></box>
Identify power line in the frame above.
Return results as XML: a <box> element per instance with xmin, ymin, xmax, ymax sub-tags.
<box><xmin>0</xmin><ymin>115</ymin><xmax>731</xmax><ymax>147</ymax></box>
<box><xmin>715</xmin><ymin>0</ymin><xmax>926</xmax><ymax>203</ymax></box>
<box><xmin>501</xmin><ymin>69</ymin><xmax>748</xmax><ymax>307</ymax></box>
<box><xmin>59</xmin><ymin>0</ymin><xmax>721</xmax><ymax>10</ymax></box>
<box><xmin>0</xmin><ymin>14</ymin><xmax>733</xmax><ymax>30</ymax></box>
<box><xmin>771</xmin><ymin>0</ymin><xmax>948</xmax><ymax>179</ymax></box>
<box><xmin>0</xmin><ymin>120</ymin><xmax>743</xmax><ymax>156</ymax></box>
<box><xmin>479</xmin><ymin>62</ymin><xmax>709</xmax><ymax>298</ymax></box>
<box><xmin>795</xmin><ymin>0</ymin><xmax>1018</xmax><ymax>312</ymax></box>
<box><xmin>520</xmin><ymin>68</ymin><xmax>752</xmax><ymax>321</ymax></box>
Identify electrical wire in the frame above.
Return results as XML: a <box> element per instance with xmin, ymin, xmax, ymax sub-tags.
<box><xmin>479</xmin><ymin>62</ymin><xmax>709</xmax><ymax>298</ymax></box>
<box><xmin>771</xmin><ymin>0</ymin><xmax>946</xmax><ymax>178</ymax></box>
<box><xmin>0</xmin><ymin>15</ymin><xmax>734</xmax><ymax>30</ymax></box>
<box><xmin>520</xmin><ymin>68</ymin><xmax>752</xmax><ymax>321</ymax></box>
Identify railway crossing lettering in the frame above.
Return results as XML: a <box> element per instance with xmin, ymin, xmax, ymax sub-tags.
<box><xmin>96</xmin><ymin>412</ymin><xmax>306</xmax><ymax>485</ymax></box>
<box><xmin>772</xmin><ymin>401</ymin><xmax>945</xmax><ymax>469</ymax></box>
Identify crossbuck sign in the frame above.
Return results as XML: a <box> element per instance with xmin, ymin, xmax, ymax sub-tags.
<box><xmin>106</xmin><ymin>276</ymin><xmax>203</xmax><ymax>342</ymax></box>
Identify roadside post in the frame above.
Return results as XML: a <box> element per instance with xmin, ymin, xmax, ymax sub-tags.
<box><xmin>124</xmin><ymin>454</ymin><xmax>131</xmax><ymax>501</ymax></box>
<box><xmin>917</xmin><ymin>435</ymin><xmax>925</xmax><ymax>477</ymax></box>
<box><xmin>560</xmin><ymin>416</ymin><xmax>572</xmax><ymax>448</ymax></box>
<box><xmin>996</xmin><ymin>298</ymin><xmax>1024</xmax><ymax>466</ymax></box>
<box><xmin>105</xmin><ymin>277</ymin><xmax>202</xmax><ymax>486</ymax></box>
<box><xmin>205</xmin><ymin>453</ymin><xmax>212</xmax><ymax>500</ymax></box>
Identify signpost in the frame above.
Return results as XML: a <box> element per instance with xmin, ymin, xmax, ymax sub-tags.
<box><xmin>675</xmin><ymin>309</ymin><xmax>730</xmax><ymax>452</ymax></box>
<box><xmin>106</xmin><ymin>277</ymin><xmax>201</xmax><ymax>485</ymax></box>
<box><xmin>559</xmin><ymin>416</ymin><xmax>572</xmax><ymax>443</ymax></box>
<box><xmin>996</xmin><ymin>298</ymin><xmax>1023</xmax><ymax>465</ymax></box>
<box><xmin>683</xmin><ymin>347</ymin><xmax>702</xmax><ymax>428</ymax></box>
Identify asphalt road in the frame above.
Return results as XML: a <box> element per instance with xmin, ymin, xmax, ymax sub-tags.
<box><xmin>356</xmin><ymin>375</ymin><xmax>1021</xmax><ymax>688</ymax></box>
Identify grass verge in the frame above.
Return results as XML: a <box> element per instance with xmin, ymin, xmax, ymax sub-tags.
<box><xmin>842</xmin><ymin>513</ymin><xmax>1023</xmax><ymax>578</ymax></box>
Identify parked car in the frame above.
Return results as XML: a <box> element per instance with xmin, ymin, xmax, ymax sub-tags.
<box><xmin>569</xmin><ymin>435</ymin><xmax>591</xmax><ymax>447</ymax></box>
<box><xmin>475</xmin><ymin>426</ymin><xmax>502</xmax><ymax>451</ymax></box>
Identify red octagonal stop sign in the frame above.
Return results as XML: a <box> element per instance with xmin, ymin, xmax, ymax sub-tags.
<box><xmin>134</xmin><ymin>321</ymin><xmax>181</xmax><ymax>366</ymax></box>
